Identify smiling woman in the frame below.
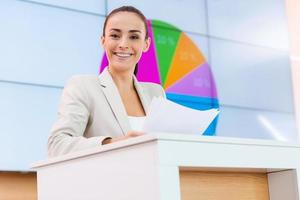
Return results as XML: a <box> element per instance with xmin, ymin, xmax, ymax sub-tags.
<box><xmin>47</xmin><ymin>6</ymin><xmax>165</xmax><ymax>157</ymax></box>
<box><xmin>101</xmin><ymin>6</ymin><xmax>150</xmax><ymax>76</ymax></box>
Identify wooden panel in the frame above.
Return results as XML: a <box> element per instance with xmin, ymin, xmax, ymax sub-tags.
<box><xmin>180</xmin><ymin>170</ymin><xmax>269</xmax><ymax>200</ymax></box>
<box><xmin>0</xmin><ymin>172</ymin><xmax>37</xmax><ymax>200</ymax></box>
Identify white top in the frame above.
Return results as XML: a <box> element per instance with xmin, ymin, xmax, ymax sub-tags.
<box><xmin>128</xmin><ymin>116</ymin><xmax>146</xmax><ymax>132</ymax></box>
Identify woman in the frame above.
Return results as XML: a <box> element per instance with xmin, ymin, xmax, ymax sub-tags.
<box><xmin>48</xmin><ymin>6</ymin><xmax>165</xmax><ymax>157</ymax></box>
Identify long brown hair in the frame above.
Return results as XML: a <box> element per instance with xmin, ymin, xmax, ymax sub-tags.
<box><xmin>102</xmin><ymin>6</ymin><xmax>149</xmax><ymax>76</ymax></box>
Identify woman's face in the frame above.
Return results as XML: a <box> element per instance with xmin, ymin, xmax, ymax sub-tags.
<box><xmin>101</xmin><ymin>11</ymin><xmax>150</xmax><ymax>74</ymax></box>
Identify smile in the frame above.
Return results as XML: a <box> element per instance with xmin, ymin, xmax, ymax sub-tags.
<box><xmin>113</xmin><ymin>52</ymin><xmax>133</xmax><ymax>58</ymax></box>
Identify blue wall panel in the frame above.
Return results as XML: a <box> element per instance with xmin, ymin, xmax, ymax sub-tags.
<box><xmin>107</xmin><ymin>0</ymin><xmax>208</xmax><ymax>35</ymax></box>
<box><xmin>0</xmin><ymin>1</ymin><xmax>105</xmax><ymax>87</ymax></box>
<box><xmin>216</xmin><ymin>105</ymin><xmax>298</xmax><ymax>141</ymax></box>
<box><xmin>207</xmin><ymin>0</ymin><xmax>289</xmax><ymax>50</ymax></box>
<box><xmin>20</xmin><ymin>0</ymin><xmax>106</xmax><ymax>15</ymax></box>
<box><xmin>0</xmin><ymin>82</ymin><xmax>61</xmax><ymax>171</ymax></box>
<box><xmin>210</xmin><ymin>38</ymin><xmax>294</xmax><ymax>113</ymax></box>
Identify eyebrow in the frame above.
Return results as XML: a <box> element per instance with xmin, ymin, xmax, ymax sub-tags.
<box><xmin>110</xmin><ymin>28</ymin><xmax>142</xmax><ymax>34</ymax></box>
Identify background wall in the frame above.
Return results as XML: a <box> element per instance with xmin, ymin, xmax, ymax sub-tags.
<box><xmin>286</xmin><ymin>0</ymin><xmax>300</xmax><ymax>140</ymax></box>
<box><xmin>0</xmin><ymin>0</ymin><xmax>297</xmax><ymax>171</ymax></box>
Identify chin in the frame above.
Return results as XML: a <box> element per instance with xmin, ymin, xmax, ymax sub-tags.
<box><xmin>109</xmin><ymin>63</ymin><xmax>134</xmax><ymax>73</ymax></box>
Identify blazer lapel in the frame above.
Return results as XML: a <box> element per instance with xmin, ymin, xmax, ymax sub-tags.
<box><xmin>133</xmin><ymin>76</ymin><xmax>151</xmax><ymax>115</ymax></box>
<box><xmin>98</xmin><ymin>68</ymin><xmax>131</xmax><ymax>135</ymax></box>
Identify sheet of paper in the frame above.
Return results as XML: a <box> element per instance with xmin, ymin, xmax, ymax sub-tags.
<box><xmin>143</xmin><ymin>97</ymin><xmax>219</xmax><ymax>135</ymax></box>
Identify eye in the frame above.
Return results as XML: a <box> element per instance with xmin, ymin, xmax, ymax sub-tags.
<box><xmin>130</xmin><ymin>35</ymin><xmax>140</xmax><ymax>40</ymax></box>
<box><xmin>109</xmin><ymin>34</ymin><xmax>120</xmax><ymax>39</ymax></box>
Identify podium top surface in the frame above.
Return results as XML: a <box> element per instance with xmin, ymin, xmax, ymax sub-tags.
<box><xmin>31</xmin><ymin>133</ymin><xmax>300</xmax><ymax>169</ymax></box>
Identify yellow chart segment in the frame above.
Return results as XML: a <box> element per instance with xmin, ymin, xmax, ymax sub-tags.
<box><xmin>164</xmin><ymin>32</ymin><xmax>206</xmax><ymax>89</ymax></box>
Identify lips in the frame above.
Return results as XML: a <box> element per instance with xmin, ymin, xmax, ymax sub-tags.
<box><xmin>113</xmin><ymin>52</ymin><xmax>133</xmax><ymax>58</ymax></box>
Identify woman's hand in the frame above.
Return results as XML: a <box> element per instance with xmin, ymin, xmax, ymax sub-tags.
<box><xmin>102</xmin><ymin>131</ymin><xmax>145</xmax><ymax>145</ymax></box>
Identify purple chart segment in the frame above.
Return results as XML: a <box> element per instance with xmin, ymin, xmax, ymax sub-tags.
<box><xmin>166</xmin><ymin>63</ymin><xmax>218</xmax><ymax>98</ymax></box>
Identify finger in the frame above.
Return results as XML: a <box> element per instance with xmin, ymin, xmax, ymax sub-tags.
<box><xmin>127</xmin><ymin>131</ymin><xmax>145</xmax><ymax>137</ymax></box>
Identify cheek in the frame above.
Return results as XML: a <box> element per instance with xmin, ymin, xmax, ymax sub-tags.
<box><xmin>104</xmin><ymin>40</ymin><xmax>116</xmax><ymax>49</ymax></box>
<box><xmin>104</xmin><ymin>45</ymin><xmax>116</xmax><ymax>58</ymax></box>
<box><xmin>134</xmin><ymin>43</ymin><xmax>146</xmax><ymax>54</ymax></box>
<box><xmin>104</xmin><ymin>44</ymin><xmax>115</xmax><ymax>60</ymax></box>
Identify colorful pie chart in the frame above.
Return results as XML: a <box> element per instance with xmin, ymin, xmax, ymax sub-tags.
<box><xmin>100</xmin><ymin>20</ymin><xmax>219</xmax><ymax>135</ymax></box>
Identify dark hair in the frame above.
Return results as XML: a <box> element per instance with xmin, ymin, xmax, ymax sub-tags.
<box><xmin>103</xmin><ymin>6</ymin><xmax>149</xmax><ymax>76</ymax></box>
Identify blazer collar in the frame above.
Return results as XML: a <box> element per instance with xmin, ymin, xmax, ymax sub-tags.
<box><xmin>98</xmin><ymin>67</ymin><xmax>150</xmax><ymax>135</ymax></box>
<box><xmin>133</xmin><ymin>74</ymin><xmax>151</xmax><ymax>115</ymax></box>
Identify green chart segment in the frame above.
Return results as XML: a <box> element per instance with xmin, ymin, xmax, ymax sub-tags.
<box><xmin>152</xmin><ymin>20</ymin><xmax>181</xmax><ymax>86</ymax></box>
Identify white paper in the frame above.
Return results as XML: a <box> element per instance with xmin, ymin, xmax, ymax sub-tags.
<box><xmin>143</xmin><ymin>97</ymin><xmax>219</xmax><ymax>135</ymax></box>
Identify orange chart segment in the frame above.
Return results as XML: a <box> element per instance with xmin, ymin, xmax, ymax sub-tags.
<box><xmin>164</xmin><ymin>32</ymin><xmax>206</xmax><ymax>89</ymax></box>
<box><xmin>152</xmin><ymin>20</ymin><xmax>181</xmax><ymax>85</ymax></box>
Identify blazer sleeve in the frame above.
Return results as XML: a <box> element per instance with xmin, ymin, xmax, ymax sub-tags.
<box><xmin>48</xmin><ymin>76</ymin><xmax>109</xmax><ymax>157</ymax></box>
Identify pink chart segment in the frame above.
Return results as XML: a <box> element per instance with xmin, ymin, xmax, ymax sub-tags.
<box><xmin>136</xmin><ymin>21</ymin><xmax>161</xmax><ymax>84</ymax></box>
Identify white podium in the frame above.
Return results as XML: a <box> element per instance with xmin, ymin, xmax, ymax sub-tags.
<box><xmin>32</xmin><ymin>134</ymin><xmax>300</xmax><ymax>200</ymax></box>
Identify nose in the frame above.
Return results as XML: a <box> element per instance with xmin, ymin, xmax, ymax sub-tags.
<box><xmin>118</xmin><ymin>37</ymin><xmax>129</xmax><ymax>50</ymax></box>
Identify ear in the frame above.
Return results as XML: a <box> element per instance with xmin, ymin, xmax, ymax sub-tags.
<box><xmin>142</xmin><ymin>37</ymin><xmax>151</xmax><ymax>52</ymax></box>
<box><xmin>100</xmin><ymin>36</ymin><xmax>105</xmax><ymax>47</ymax></box>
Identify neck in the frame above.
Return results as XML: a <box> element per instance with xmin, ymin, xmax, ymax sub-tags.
<box><xmin>108</xmin><ymin>67</ymin><xmax>135</xmax><ymax>91</ymax></box>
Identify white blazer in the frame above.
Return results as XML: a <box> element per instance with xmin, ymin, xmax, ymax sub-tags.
<box><xmin>48</xmin><ymin>68</ymin><xmax>165</xmax><ymax>157</ymax></box>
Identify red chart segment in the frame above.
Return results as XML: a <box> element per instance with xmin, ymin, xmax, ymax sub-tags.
<box><xmin>166</xmin><ymin>62</ymin><xmax>218</xmax><ymax>98</ymax></box>
<box><xmin>136</xmin><ymin>20</ymin><xmax>161</xmax><ymax>84</ymax></box>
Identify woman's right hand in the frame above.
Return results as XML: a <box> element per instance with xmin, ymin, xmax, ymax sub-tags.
<box><xmin>102</xmin><ymin>131</ymin><xmax>145</xmax><ymax>145</ymax></box>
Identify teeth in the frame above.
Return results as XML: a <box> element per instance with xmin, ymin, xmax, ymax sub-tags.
<box><xmin>115</xmin><ymin>53</ymin><xmax>132</xmax><ymax>57</ymax></box>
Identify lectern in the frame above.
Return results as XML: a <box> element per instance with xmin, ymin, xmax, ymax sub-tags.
<box><xmin>32</xmin><ymin>134</ymin><xmax>300</xmax><ymax>200</ymax></box>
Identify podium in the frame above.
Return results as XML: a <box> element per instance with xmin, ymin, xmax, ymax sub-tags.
<box><xmin>32</xmin><ymin>134</ymin><xmax>300</xmax><ymax>200</ymax></box>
